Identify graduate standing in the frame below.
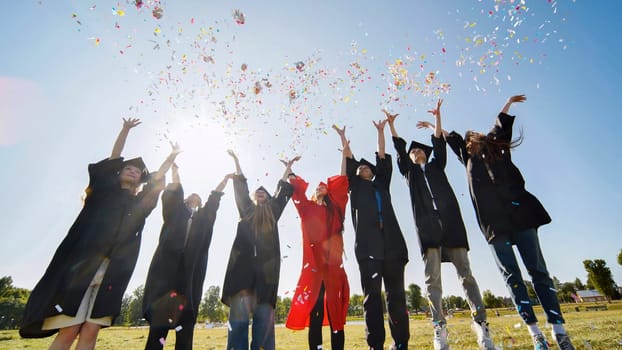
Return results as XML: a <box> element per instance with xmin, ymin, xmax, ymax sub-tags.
<box><xmin>20</xmin><ymin>118</ymin><xmax>180</xmax><ymax>350</ymax></box>
<box><xmin>142</xmin><ymin>163</ymin><xmax>232</xmax><ymax>350</ymax></box>
<box><xmin>445</xmin><ymin>95</ymin><xmax>575</xmax><ymax>350</ymax></box>
<box><xmin>387</xmin><ymin>100</ymin><xmax>494</xmax><ymax>350</ymax></box>
<box><xmin>284</xmin><ymin>140</ymin><xmax>350</xmax><ymax>350</ymax></box>
<box><xmin>221</xmin><ymin>150</ymin><xmax>296</xmax><ymax>350</ymax></box>
<box><xmin>334</xmin><ymin>122</ymin><xmax>409</xmax><ymax>350</ymax></box>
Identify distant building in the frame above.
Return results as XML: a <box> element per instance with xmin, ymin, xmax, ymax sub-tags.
<box><xmin>575</xmin><ymin>290</ymin><xmax>606</xmax><ymax>303</ymax></box>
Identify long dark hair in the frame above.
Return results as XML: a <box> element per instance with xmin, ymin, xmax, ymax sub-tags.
<box><xmin>466</xmin><ymin>128</ymin><xmax>524</xmax><ymax>164</ymax></box>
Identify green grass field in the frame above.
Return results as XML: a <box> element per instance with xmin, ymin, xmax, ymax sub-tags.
<box><xmin>1</xmin><ymin>305</ymin><xmax>620</xmax><ymax>349</ymax></box>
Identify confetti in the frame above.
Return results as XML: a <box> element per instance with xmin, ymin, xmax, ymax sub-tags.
<box><xmin>55</xmin><ymin>304</ymin><xmax>63</xmax><ymax>312</ymax></box>
<box><xmin>232</xmin><ymin>9</ymin><xmax>245</xmax><ymax>24</ymax></box>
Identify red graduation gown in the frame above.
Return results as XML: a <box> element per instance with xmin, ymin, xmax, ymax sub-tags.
<box><xmin>285</xmin><ymin>175</ymin><xmax>350</xmax><ymax>331</ymax></box>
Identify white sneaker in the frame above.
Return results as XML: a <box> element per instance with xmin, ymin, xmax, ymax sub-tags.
<box><xmin>551</xmin><ymin>330</ymin><xmax>576</xmax><ymax>350</ymax></box>
<box><xmin>433</xmin><ymin>323</ymin><xmax>450</xmax><ymax>350</ymax></box>
<box><xmin>472</xmin><ymin>321</ymin><xmax>495</xmax><ymax>350</ymax></box>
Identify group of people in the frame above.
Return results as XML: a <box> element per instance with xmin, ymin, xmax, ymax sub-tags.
<box><xmin>19</xmin><ymin>95</ymin><xmax>575</xmax><ymax>350</ymax></box>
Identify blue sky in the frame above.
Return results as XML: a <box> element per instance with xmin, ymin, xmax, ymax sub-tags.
<box><xmin>1</xmin><ymin>0</ymin><xmax>621</xmax><ymax>302</ymax></box>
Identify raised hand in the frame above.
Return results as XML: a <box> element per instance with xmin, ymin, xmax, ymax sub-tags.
<box><xmin>227</xmin><ymin>149</ymin><xmax>238</xmax><ymax>160</ymax></box>
<box><xmin>280</xmin><ymin>156</ymin><xmax>301</xmax><ymax>168</ymax></box>
<box><xmin>169</xmin><ymin>141</ymin><xmax>182</xmax><ymax>156</ymax></box>
<box><xmin>427</xmin><ymin>98</ymin><xmax>443</xmax><ymax>118</ymax></box>
<box><xmin>332</xmin><ymin>124</ymin><xmax>346</xmax><ymax>137</ymax></box>
<box><xmin>372</xmin><ymin>119</ymin><xmax>388</xmax><ymax>131</ymax></box>
<box><xmin>122</xmin><ymin>117</ymin><xmax>141</xmax><ymax>129</ymax></box>
<box><xmin>416</xmin><ymin>121</ymin><xmax>435</xmax><ymax>130</ymax></box>
<box><xmin>508</xmin><ymin>94</ymin><xmax>527</xmax><ymax>104</ymax></box>
<box><xmin>383</xmin><ymin>110</ymin><xmax>399</xmax><ymax>125</ymax></box>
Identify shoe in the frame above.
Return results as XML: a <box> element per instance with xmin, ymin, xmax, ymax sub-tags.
<box><xmin>472</xmin><ymin>321</ymin><xmax>495</xmax><ymax>350</ymax></box>
<box><xmin>433</xmin><ymin>323</ymin><xmax>450</xmax><ymax>350</ymax></box>
<box><xmin>532</xmin><ymin>334</ymin><xmax>549</xmax><ymax>350</ymax></box>
<box><xmin>551</xmin><ymin>331</ymin><xmax>575</xmax><ymax>350</ymax></box>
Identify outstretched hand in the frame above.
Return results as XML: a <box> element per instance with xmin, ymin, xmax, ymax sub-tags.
<box><xmin>122</xmin><ymin>117</ymin><xmax>141</xmax><ymax>129</ymax></box>
<box><xmin>332</xmin><ymin>124</ymin><xmax>346</xmax><ymax>137</ymax></box>
<box><xmin>226</xmin><ymin>149</ymin><xmax>238</xmax><ymax>160</ymax></box>
<box><xmin>427</xmin><ymin>98</ymin><xmax>443</xmax><ymax>117</ymax></box>
<box><xmin>508</xmin><ymin>95</ymin><xmax>526</xmax><ymax>104</ymax></box>
<box><xmin>416</xmin><ymin>121</ymin><xmax>435</xmax><ymax>130</ymax></box>
<box><xmin>280</xmin><ymin>156</ymin><xmax>301</xmax><ymax>168</ymax></box>
<box><xmin>169</xmin><ymin>141</ymin><xmax>182</xmax><ymax>155</ymax></box>
<box><xmin>372</xmin><ymin>119</ymin><xmax>388</xmax><ymax>131</ymax></box>
<box><xmin>382</xmin><ymin>110</ymin><xmax>399</xmax><ymax>124</ymax></box>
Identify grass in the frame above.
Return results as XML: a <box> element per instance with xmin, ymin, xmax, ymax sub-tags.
<box><xmin>1</xmin><ymin>304</ymin><xmax>620</xmax><ymax>349</ymax></box>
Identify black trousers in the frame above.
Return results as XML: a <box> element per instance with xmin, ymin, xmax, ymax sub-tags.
<box><xmin>358</xmin><ymin>259</ymin><xmax>409</xmax><ymax>349</ymax></box>
<box><xmin>145</xmin><ymin>310</ymin><xmax>195</xmax><ymax>350</ymax></box>
<box><xmin>308</xmin><ymin>282</ymin><xmax>345</xmax><ymax>350</ymax></box>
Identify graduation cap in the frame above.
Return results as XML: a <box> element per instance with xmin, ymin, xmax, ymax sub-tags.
<box><xmin>357</xmin><ymin>158</ymin><xmax>377</xmax><ymax>175</ymax></box>
<box><xmin>254</xmin><ymin>186</ymin><xmax>273</xmax><ymax>199</ymax></box>
<box><xmin>408</xmin><ymin>141</ymin><xmax>433</xmax><ymax>160</ymax></box>
<box><xmin>123</xmin><ymin>157</ymin><xmax>150</xmax><ymax>182</ymax></box>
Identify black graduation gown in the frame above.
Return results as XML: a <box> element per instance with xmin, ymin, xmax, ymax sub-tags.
<box><xmin>221</xmin><ymin>175</ymin><xmax>293</xmax><ymax>308</ymax></box>
<box><xmin>142</xmin><ymin>184</ymin><xmax>223</xmax><ymax>327</ymax></box>
<box><xmin>346</xmin><ymin>154</ymin><xmax>408</xmax><ymax>263</ymax></box>
<box><xmin>393</xmin><ymin>136</ymin><xmax>469</xmax><ymax>261</ymax></box>
<box><xmin>20</xmin><ymin>158</ymin><xmax>163</xmax><ymax>338</ymax></box>
<box><xmin>446</xmin><ymin>112</ymin><xmax>551</xmax><ymax>242</ymax></box>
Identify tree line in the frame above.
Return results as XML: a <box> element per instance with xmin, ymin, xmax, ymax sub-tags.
<box><xmin>2</xmin><ymin>252</ymin><xmax>621</xmax><ymax>329</ymax></box>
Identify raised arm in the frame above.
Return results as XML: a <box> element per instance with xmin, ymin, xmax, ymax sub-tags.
<box><xmin>151</xmin><ymin>142</ymin><xmax>182</xmax><ymax>182</ymax></box>
<box><xmin>280</xmin><ymin>156</ymin><xmax>301</xmax><ymax>181</ymax></box>
<box><xmin>500</xmin><ymin>94</ymin><xmax>526</xmax><ymax>115</ymax></box>
<box><xmin>384</xmin><ymin>110</ymin><xmax>400</xmax><ymax>138</ymax></box>
<box><xmin>332</xmin><ymin>124</ymin><xmax>352</xmax><ymax>159</ymax></box>
<box><xmin>372</xmin><ymin>119</ymin><xmax>388</xmax><ymax>159</ymax></box>
<box><xmin>427</xmin><ymin>98</ymin><xmax>444</xmax><ymax>139</ymax></box>
<box><xmin>111</xmin><ymin>117</ymin><xmax>141</xmax><ymax>159</ymax></box>
<box><xmin>214</xmin><ymin>173</ymin><xmax>234</xmax><ymax>193</ymax></box>
<box><xmin>227</xmin><ymin>149</ymin><xmax>243</xmax><ymax>175</ymax></box>
<box><xmin>171</xmin><ymin>163</ymin><xmax>180</xmax><ymax>184</ymax></box>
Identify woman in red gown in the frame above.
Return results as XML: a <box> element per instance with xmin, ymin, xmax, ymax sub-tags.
<box><xmin>285</xmin><ymin>128</ymin><xmax>350</xmax><ymax>350</ymax></box>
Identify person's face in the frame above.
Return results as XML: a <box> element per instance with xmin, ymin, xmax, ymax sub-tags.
<box><xmin>254</xmin><ymin>189</ymin><xmax>268</xmax><ymax>204</ymax></box>
<box><xmin>119</xmin><ymin>165</ymin><xmax>142</xmax><ymax>186</ymax></box>
<box><xmin>357</xmin><ymin>165</ymin><xmax>374</xmax><ymax>180</ymax></box>
<box><xmin>185</xmin><ymin>194</ymin><xmax>201</xmax><ymax>210</ymax></box>
<box><xmin>465</xmin><ymin>131</ymin><xmax>483</xmax><ymax>155</ymax></box>
<box><xmin>315</xmin><ymin>184</ymin><xmax>328</xmax><ymax>199</ymax></box>
<box><xmin>409</xmin><ymin>148</ymin><xmax>427</xmax><ymax>164</ymax></box>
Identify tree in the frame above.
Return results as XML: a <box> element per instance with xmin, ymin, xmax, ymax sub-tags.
<box><xmin>405</xmin><ymin>284</ymin><xmax>423</xmax><ymax>314</ymax></box>
<box><xmin>442</xmin><ymin>295</ymin><xmax>468</xmax><ymax>310</ymax></box>
<box><xmin>274</xmin><ymin>296</ymin><xmax>291</xmax><ymax>324</ymax></box>
<box><xmin>482</xmin><ymin>290</ymin><xmax>504</xmax><ymax>309</ymax></box>
<box><xmin>558</xmin><ymin>282</ymin><xmax>577</xmax><ymax>304</ymax></box>
<box><xmin>126</xmin><ymin>285</ymin><xmax>145</xmax><ymax>326</ymax></box>
<box><xmin>0</xmin><ymin>276</ymin><xmax>30</xmax><ymax>330</ymax></box>
<box><xmin>618</xmin><ymin>249</ymin><xmax>622</xmax><ymax>266</ymax></box>
<box><xmin>198</xmin><ymin>285</ymin><xmax>226</xmax><ymax>323</ymax></box>
<box><xmin>348</xmin><ymin>294</ymin><xmax>364</xmax><ymax>317</ymax></box>
<box><xmin>523</xmin><ymin>280</ymin><xmax>539</xmax><ymax>304</ymax></box>
<box><xmin>573</xmin><ymin>278</ymin><xmax>585</xmax><ymax>291</ymax></box>
<box><xmin>583</xmin><ymin>259</ymin><xmax>618</xmax><ymax>300</ymax></box>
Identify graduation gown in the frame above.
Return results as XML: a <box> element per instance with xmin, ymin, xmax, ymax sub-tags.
<box><xmin>446</xmin><ymin>112</ymin><xmax>551</xmax><ymax>242</ymax></box>
<box><xmin>20</xmin><ymin>157</ymin><xmax>163</xmax><ymax>338</ymax></box>
<box><xmin>285</xmin><ymin>175</ymin><xmax>350</xmax><ymax>331</ymax></box>
<box><xmin>346</xmin><ymin>154</ymin><xmax>408</xmax><ymax>262</ymax></box>
<box><xmin>142</xmin><ymin>184</ymin><xmax>223</xmax><ymax>327</ymax></box>
<box><xmin>393</xmin><ymin>136</ymin><xmax>469</xmax><ymax>261</ymax></box>
<box><xmin>221</xmin><ymin>175</ymin><xmax>293</xmax><ymax>308</ymax></box>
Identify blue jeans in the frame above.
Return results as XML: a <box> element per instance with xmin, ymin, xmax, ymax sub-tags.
<box><xmin>489</xmin><ymin>228</ymin><xmax>564</xmax><ymax>325</ymax></box>
<box><xmin>226</xmin><ymin>292</ymin><xmax>275</xmax><ymax>350</ymax></box>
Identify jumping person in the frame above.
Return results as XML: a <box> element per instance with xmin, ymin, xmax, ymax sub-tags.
<box><xmin>445</xmin><ymin>95</ymin><xmax>575</xmax><ymax>350</ymax></box>
<box><xmin>387</xmin><ymin>100</ymin><xmax>494</xmax><ymax>350</ymax></box>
